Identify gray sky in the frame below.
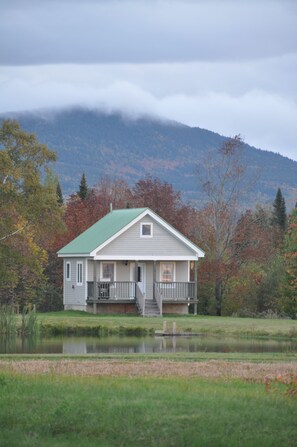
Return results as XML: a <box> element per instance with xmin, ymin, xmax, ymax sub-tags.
<box><xmin>1</xmin><ymin>0</ymin><xmax>297</xmax><ymax>160</ymax></box>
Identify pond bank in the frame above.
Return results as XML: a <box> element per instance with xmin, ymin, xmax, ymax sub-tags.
<box><xmin>36</xmin><ymin>312</ymin><xmax>297</xmax><ymax>339</ymax></box>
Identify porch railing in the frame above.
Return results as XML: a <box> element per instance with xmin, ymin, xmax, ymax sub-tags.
<box><xmin>87</xmin><ymin>281</ymin><xmax>136</xmax><ymax>300</ymax></box>
<box><xmin>154</xmin><ymin>282</ymin><xmax>195</xmax><ymax>300</ymax></box>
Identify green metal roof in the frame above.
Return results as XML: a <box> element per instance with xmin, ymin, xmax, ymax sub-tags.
<box><xmin>58</xmin><ymin>208</ymin><xmax>148</xmax><ymax>255</ymax></box>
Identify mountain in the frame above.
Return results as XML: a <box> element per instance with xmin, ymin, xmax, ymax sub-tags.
<box><xmin>2</xmin><ymin>107</ymin><xmax>297</xmax><ymax>208</ymax></box>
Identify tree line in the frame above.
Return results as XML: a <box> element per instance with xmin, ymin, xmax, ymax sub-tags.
<box><xmin>0</xmin><ymin>120</ymin><xmax>296</xmax><ymax>318</ymax></box>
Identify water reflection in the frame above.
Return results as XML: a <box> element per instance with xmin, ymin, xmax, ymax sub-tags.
<box><xmin>0</xmin><ymin>334</ymin><xmax>296</xmax><ymax>355</ymax></box>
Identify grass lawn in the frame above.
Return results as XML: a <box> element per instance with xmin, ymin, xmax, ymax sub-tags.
<box><xmin>35</xmin><ymin>311</ymin><xmax>297</xmax><ymax>339</ymax></box>
<box><xmin>3</xmin><ymin>312</ymin><xmax>296</xmax><ymax>445</ymax></box>
<box><xmin>0</xmin><ymin>372</ymin><xmax>296</xmax><ymax>447</ymax></box>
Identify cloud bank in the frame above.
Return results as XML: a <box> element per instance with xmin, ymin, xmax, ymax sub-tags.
<box><xmin>0</xmin><ymin>0</ymin><xmax>296</xmax><ymax>161</ymax></box>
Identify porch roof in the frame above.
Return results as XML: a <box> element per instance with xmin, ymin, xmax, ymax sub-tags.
<box><xmin>58</xmin><ymin>208</ymin><xmax>147</xmax><ymax>255</ymax></box>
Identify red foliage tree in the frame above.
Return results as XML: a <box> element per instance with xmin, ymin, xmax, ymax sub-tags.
<box><xmin>131</xmin><ymin>175</ymin><xmax>195</xmax><ymax>237</ymax></box>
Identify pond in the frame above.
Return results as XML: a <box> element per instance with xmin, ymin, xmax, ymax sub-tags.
<box><xmin>0</xmin><ymin>334</ymin><xmax>296</xmax><ymax>354</ymax></box>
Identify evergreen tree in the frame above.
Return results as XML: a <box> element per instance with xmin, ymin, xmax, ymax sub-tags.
<box><xmin>77</xmin><ymin>173</ymin><xmax>89</xmax><ymax>200</ymax></box>
<box><xmin>56</xmin><ymin>181</ymin><xmax>63</xmax><ymax>206</ymax></box>
<box><xmin>272</xmin><ymin>188</ymin><xmax>287</xmax><ymax>231</ymax></box>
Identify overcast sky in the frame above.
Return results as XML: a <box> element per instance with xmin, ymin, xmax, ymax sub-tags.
<box><xmin>1</xmin><ymin>0</ymin><xmax>297</xmax><ymax>161</ymax></box>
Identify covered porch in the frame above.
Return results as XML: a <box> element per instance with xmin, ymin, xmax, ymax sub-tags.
<box><xmin>86</xmin><ymin>259</ymin><xmax>198</xmax><ymax>316</ymax></box>
<box><xmin>86</xmin><ymin>278</ymin><xmax>197</xmax><ymax>316</ymax></box>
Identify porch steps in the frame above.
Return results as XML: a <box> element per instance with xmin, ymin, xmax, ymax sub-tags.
<box><xmin>144</xmin><ymin>299</ymin><xmax>161</xmax><ymax>317</ymax></box>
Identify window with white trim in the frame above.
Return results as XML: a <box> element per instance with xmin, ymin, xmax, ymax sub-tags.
<box><xmin>66</xmin><ymin>262</ymin><xmax>71</xmax><ymax>281</ymax></box>
<box><xmin>77</xmin><ymin>262</ymin><xmax>83</xmax><ymax>285</ymax></box>
<box><xmin>140</xmin><ymin>222</ymin><xmax>153</xmax><ymax>238</ymax></box>
<box><xmin>160</xmin><ymin>262</ymin><xmax>175</xmax><ymax>283</ymax></box>
<box><xmin>101</xmin><ymin>262</ymin><xmax>115</xmax><ymax>281</ymax></box>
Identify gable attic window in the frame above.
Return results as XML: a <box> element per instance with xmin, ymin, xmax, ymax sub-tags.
<box><xmin>140</xmin><ymin>222</ymin><xmax>153</xmax><ymax>238</ymax></box>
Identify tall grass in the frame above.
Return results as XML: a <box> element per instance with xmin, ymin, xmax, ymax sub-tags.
<box><xmin>0</xmin><ymin>305</ymin><xmax>16</xmax><ymax>335</ymax></box>
<box><xmin>20</xmin><ymin>307</ymin><xmax>39</xmax><ymax>336</ymax></box>
<box><xmin>0</xmin><ymin>305</ymin><xmax>39</xmax><ymax>336</ymax></box>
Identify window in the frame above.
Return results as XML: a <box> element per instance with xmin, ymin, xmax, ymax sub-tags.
<box><xmin>66</xmin><ymin>262</ymin><xmax>71</xmax><ymax>281</ymax></box>
<box><xmin>160</xmin><ymin>262</ymin><xmax>175</xmax><ymax>283</ymax></box>
<box><xmin>77</xmin><ymin>262</ymin><xmax>83</xmax><ymax>285</ymax></box>
<box><xmin>101</xmin><ymin>262</ymin><xmax>115</xmax><ymax>281</ymax></box>
<box><xmin>140</xmin><ymin>222</ymin><xmax>153</xmax><ymax>238</ymax></box>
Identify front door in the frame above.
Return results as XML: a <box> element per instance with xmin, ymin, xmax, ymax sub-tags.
<box><xmin>137</xmin><ymin>263</ymin><xmax>146</xmax><ymax>295</ymax></box>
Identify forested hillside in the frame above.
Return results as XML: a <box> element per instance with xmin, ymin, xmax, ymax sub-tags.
<box><xmin>2</xmin><ymin>107</ymin><xmax>297</xmax><ymax>208</ymax></box>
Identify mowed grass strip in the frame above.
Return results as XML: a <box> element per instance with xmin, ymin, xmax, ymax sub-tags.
<box><xmin>0</xmin><ymin>372</ymin><xmax>296</xmax><ymax>447</ymax></box>
<box><xmin>36</xmin><ymin>311</ymin><xmax>297</xmax><ymax>338</ymax></box>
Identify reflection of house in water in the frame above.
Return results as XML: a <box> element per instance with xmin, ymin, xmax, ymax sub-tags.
<box><xmin>63</xmin><ymin>339</ymin><xmax>88</xmax><ymax>354</ymax></box>
<box><xmin>62</xmin><ymin>336</ymin><xmax>180</xmax><ymax>354</ymax></box>
<box><xmin>59</xmin><ymin>336</ymin><xmax>294</xmax><ymax>355</ymax></box>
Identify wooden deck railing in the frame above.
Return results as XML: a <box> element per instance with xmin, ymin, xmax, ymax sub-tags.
<box><xmin>87</xmin><ymin>281</ymin><xmax>136</xmax><ymax>300</ymax></box>
<box><xmin>154</xmin><ymin>282</ymin><xmax>195</xmax><ymax>300</ymax></box>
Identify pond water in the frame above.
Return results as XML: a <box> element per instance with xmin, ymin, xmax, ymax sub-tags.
<box><xmin>0</xmin><ymin>335</ymin><xmax>296</xmax><ymax>355</ymax></box>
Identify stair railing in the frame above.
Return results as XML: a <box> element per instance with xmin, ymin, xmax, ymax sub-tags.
<box><xmin>154</xmin><ymin>283</ymin><xmax>163</xmax><ymax>317</ymax></box>
<box><xmin>135</xmin><ymin>284</ymin><xmax>145</xmax><ymax>316</ymax></box>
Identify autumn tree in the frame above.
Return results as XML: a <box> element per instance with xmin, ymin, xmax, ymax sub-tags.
<box><xmin>131</xmin><ymin>175</ymin><xmax>195</xmax><ymax>237</ymax></box>
<box><xmin>194</xmin><ymin>136</ymin><xmax>252</xmax><ymax>315</ymax></box>
<box><xmin>0</xmin><ymin>120</ymin><xmax>64</xmax><ymax>305</ymax></box>
<box><xmin>95</xmin><ymin>177</ymin><xmax>132</xmax><ymax>211</ymax></box>
<box><xmin>281</xmin><ymin>207</ymin><xmax>297</xmax><ymax>318</ymax></box>
<box><xmin>224</xmin><ymin>206</ymin><xmax>285</xmax><ymax>315</ymax></box>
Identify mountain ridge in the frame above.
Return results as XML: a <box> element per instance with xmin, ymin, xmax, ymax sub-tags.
<box><xmin>1</xmin><ymin>107</ymin><xmax>297</xmax><ymax>208</ymax></box>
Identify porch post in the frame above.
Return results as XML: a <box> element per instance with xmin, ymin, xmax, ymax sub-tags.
<box><xmin>93</xmin><ymin>260</ymin><xmax>97</xmax><ymax>300</ymax></box>
<box><xmin>93</xmin><ymin>260</ymin><xmax>97</xmax><ymax>314</ymax></box>
<box><xmin>153</xmin><ymin>261</ymin><xmax>156</xmax><ymax>300</ymax></box>
<box><xmin>194</xmin><ymin>260</ymin><xmax>198</xmax><ymax>315</ymax></box>
<box><xmin>135</xmin><ymin>261</ymin><xmax>138</xmax><ymax>278</ymax></box>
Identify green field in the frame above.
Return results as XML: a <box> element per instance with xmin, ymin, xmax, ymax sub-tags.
<box><xmin>0</xmin><ymin>372</ymin><xmax>296</xmax><ymax>447</ymax></box>
<box><xmin>36</xmin><ymin>311</ymin><xmax>297</xmax><ymax>338</ymax></box>
<box><xmin>2</xmin><ymin>312</ymin><xmax>295</xmax><ymax>446</ymax></box>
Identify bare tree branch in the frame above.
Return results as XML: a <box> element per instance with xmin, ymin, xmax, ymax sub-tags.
<box><xmin>0</xmin><ymin>223</ymin><xmax>28</xmax><ymax>242</ymax></box>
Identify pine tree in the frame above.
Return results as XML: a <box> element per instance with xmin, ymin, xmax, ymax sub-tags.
<box><xmin>77</xmin><ymin>173</ymin><xmax>89</xmax><ymax>200</ymax></box>
<box><xmin>272</xmin><ymin>188</ymin><xmax>287</xmax><ymax>231</ymax></box>
<box><xmin>56</xmin><ymin>181</ymin><xmax>63</xmax><ymax>206</ymax></box>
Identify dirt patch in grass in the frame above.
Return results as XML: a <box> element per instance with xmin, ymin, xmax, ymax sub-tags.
<box><xmin>1</xmin><ymin>359</ymin><xmax>296</xmax><ymax>381</ymax></box>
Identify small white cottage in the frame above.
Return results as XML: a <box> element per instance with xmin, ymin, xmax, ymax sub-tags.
<box><xmin>58</xmin><ymin>208</ymin><xmax>204</xmax><ymax>316</ymax></box>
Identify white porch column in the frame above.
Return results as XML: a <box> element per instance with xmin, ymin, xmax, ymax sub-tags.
<box><xmin>194</xmin><ymin>260</ymin><xmax>198</xmax><ymax>315</ymax></box>
<box><xmin>153</xmin><ymin>260</ymin><xmax>156</xmax><ymax>301</ymax></box>
<box><xmin>134</xmin><ymin>261</ymin><xmax>138</xmax><ymax>283</ymax></box>
<box><xmin>93</xmin><ymin>260</ymin><xmax>97</xmax><ymax>314</ymax></box>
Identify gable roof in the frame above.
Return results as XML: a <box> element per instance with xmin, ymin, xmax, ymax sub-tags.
<box><xmin>57</xmin><ymin>207</ymin><xmax>205</xmax><ymax>258</ymax></box>
<box><xmin>58</xmin><ymin>208</ymin><xmax>147</xmax><ymax>256</ymax></box>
